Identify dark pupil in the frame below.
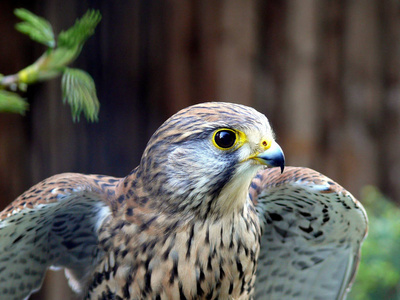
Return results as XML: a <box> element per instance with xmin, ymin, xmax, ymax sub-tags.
<box><xmin>215</xmin><ymin>130</ymin><xmax>236</xmax><ymax>148</ymax></box>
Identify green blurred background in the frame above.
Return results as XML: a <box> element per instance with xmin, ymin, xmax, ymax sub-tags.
<box><xmin>0</xmin><ymin>1</ymin><xmax>400</xmax><ymax>299</ymax></box>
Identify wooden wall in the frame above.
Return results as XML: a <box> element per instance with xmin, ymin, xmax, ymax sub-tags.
<box><xmin>0</xmin><ymin>0</ymin><xmax>399</xmax><ymax>298</ymax></box>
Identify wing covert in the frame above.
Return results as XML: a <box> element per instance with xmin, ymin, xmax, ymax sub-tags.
<box><xmin>0</xmin><ymin>173</ymin><xmax>118</xmax><ymax>300</ymax></box>
<box><xmin>250</xmin><ymin>167</ymin><xmax>368</xmax><ymax>300</ymax></box>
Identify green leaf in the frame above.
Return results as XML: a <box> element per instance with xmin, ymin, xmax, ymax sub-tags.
<box><xmin>14</xmin><ymin>8</ymin><xmax>55</xmax><ymax>48</ymax></box>
<box><xmin>61</xmin><ymin>68</ymin><xmax>99</xmax><ymax>122</ymax></box>
<box><xmin>58</xmin><ymin>10</ymin><xmax>101</xmax><ymax>50</ymax></box>
<box><xmin>3</xmin><ymin>9</ymin><xmax>102</xmax><ymax>121</ymax></box>
<box><xmin>45</xmin><ymin>45</ymin><xmax>81</xmax><ymax>71</ymax></box>
<box><xmin>0</xmin><ymin>90</ymin><xmax>28</xmax><ymax>114</ymax></box>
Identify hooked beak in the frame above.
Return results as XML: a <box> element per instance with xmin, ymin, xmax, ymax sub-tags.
<box><xmin>252</xmin><ymin>141</ymin><xmax>285</xmax><ymax>173</ymax></box>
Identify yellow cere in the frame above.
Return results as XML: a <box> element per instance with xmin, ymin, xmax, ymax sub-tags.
<box><xmin>242</xmin><ymin>138</ymin><xmax>273</xmax><ymax>164</ymax></box>
<box><xmin>212</xmin><ymin>128</ymin><xmax>247</xmax><ymax>151</ymax></box>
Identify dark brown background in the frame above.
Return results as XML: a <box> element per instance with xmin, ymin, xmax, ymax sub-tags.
<box><xmin>0</xmin><ymin>1</ymin><xmax>399</xmax><ymax>298</ymax></box>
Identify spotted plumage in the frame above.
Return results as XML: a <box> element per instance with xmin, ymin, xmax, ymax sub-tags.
<box><xmin>0</xmin><ymin>102</ymin><xmax>367</xmax><ymax>300</ymax></box>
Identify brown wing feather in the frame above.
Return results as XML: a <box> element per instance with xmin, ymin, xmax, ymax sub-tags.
<box><xmin>0</xmin><ymin>173</ymin><xmax>119</xmax><ymax>300</ymax></box>
<box><xmin>250</xmin><ymin>167</ymin><xmax>368</xmax><ymax>300</ymax></box>
<box><xmin>0</xmin><ymin>173</ymin><xmax>119</xmax><ymax>220</ymax></box>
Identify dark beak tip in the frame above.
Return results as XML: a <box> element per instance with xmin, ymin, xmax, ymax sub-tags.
<box><xmin>256</xmin><ymin>141</ymin><xmax>285</xmax><ymax>173</ymax></box>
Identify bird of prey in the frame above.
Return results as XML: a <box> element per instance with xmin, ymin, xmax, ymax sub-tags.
<box><xmin>0</xmin><ymin>102</ymin><xmax>367</xmax><ymax>300</ymax></box>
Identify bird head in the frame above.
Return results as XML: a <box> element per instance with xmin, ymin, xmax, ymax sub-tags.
<box><xmin>138</xmin><ymin>102</ymin><xmax>285</xmax><ymax>219</ymax></box>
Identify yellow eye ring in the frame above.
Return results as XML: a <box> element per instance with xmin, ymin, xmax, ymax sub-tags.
<box><xmin>212</xmin><ymin>128</ymin><xmax>239</xmax><ymax>150</ymax></box>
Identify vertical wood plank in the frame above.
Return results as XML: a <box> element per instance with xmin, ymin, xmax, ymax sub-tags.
<box><xmin>163</xmin><ymin>1</ymin><xmax>195</xmax><ymax>115</ymax></box>
<box><xmin>0</xmin><ymin>1</ymin><xmax>32</xmax><ymax>210</ymax></box>
<box><xmin>281</xmin><ymin>0</ymin><xmax>320</xmax><ymax>167</ymax></box>
<box><xmin>380</xmin><ymin>0</ymin><xmax>400</xmax><ymax>202</ymax></box>
<box><xmin>254</xmin><ymin>0</ymin><xmax>287</xmax><ymax>125</ymax></box>
<box><xmin>341</xmin><ymin>0</ymin><xmax>382</xmax><ymax>193</ymax></box>
<box><xmin>318</xmin><ymin>0</ymin><xmax>346</xmax><ymax>180</ymax></box>
<box><xmin>216</xmin><ymin>0</ymin><xmax>257</xmax><ymax>105</ymax></box>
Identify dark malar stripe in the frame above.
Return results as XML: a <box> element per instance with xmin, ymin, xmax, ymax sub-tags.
<box><xmin>186</xmin><ymin>223</ymin><xmax>195</xmax><ymax>259</ymax></box>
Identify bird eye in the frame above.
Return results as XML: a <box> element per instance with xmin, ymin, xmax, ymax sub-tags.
<box><xmin>213</xmin><ymin>129</ymin><xmax>237</xmax><ymax>150</ymax></box>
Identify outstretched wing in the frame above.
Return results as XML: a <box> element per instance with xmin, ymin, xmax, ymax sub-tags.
<box><xmin>0</xmin><ymin>173</ymin><xmax>119</xmax><ymax>300</ymax></box>
<box><xmin>250</xmin><ymin>167</ymin><xmax>368</xmax><ymax>300</ymax></box>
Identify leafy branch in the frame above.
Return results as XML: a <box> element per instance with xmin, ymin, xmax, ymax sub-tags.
<box><xmin>0</xmin><ymin>8</ymin><xmax>101</xmax><ymax>121</ymax></box>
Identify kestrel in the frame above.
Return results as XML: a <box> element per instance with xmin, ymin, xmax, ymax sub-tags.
<box><xmin>0</xmin><ymin>102</ymin><xmax>367</xmax><ymax>300</ymax></box>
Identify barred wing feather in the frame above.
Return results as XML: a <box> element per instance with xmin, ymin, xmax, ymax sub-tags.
<box><xmin>0</xmin><ymin>173</ymin><xmax>116</xmax><ymax>300</ymax></box>
<box><xmin>250</xmin><ymin>167</ymin><xmax>368</xmax><ymax>300</ymax></box>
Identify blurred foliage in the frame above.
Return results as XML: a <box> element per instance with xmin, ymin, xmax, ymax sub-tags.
<box><xmin>14</xmin><ymin>8</ymin><xmax>55</xmax><ymax>48</ymax></box>
<box><xmin>0</xmin><ymin>8</ymin><xmax>101</xmax><ymax>122</ymax></box>
<box><xmin>62</xmin><ymin>68</ymin><xmax>99</xmax><ymax>122</ymax></box>
<box><xmin>348</xmin><ymin>186</ymin><xmax>400</xmax><ymax>300</ymax></box>
<box><xmin>0</xmin><ymin>89</ymin><xmax>28</xmax><ymax>114</ymax></box>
